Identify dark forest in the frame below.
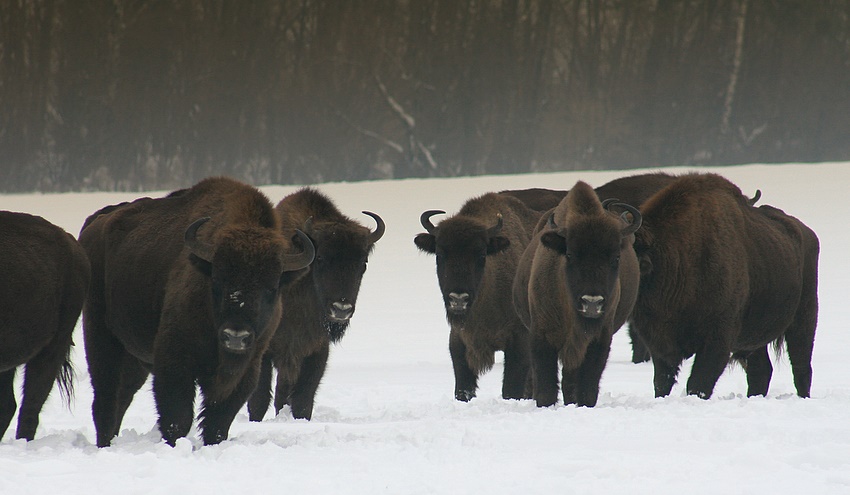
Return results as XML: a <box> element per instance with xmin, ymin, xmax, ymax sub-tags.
<box><xmin>1</xmin><ymin>0</ymin><xmax>848</xmax><ymax>192</ymax></box>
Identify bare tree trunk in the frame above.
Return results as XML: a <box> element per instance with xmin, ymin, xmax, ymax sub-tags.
<box><xmin>720</xmin><ymin>0</ymin><xmax>749</xmax><ymax>136</ymax></box>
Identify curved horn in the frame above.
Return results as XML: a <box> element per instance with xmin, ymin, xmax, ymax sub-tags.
<box><xmin>748</xmin><ymin>189</ymin><xmax>762</xmax><ymax>206</ymax></box>
<box><xmin>281</xmin><ymin>229</ymin><xmax>316</xmax><ymax>271</ymax></box>
<box><xmin>547</xmin><ymin>212</ymin><xmax>558</xmax><ymax>230</ymax></box>
<box><xmin>614</xmin><ymin>203</ymin><xmax>642</xmax><ymax>236</ymax></box>
<box><xmin>362</xmin><ymin>211</ymin><xmax>385</xmax><ymax>243</ymax></box>
<box><xmin>601</xmin><ymin>198</ymin><xmax>620</xmax><ymax>210</ymax></box>
<box><xmin>184</xmin><ymin>217</ymin><xmax>215</xmax><ymax>263</ymax></box>
<box><xmin>487</xmin><ymin>213</ymin><xmax>503</xmax><ymax>237</ymax></box>
<box><xmin>420</xmin><ymin>210</ymin><xmax>445</xmax><ymax>234</ymax></box>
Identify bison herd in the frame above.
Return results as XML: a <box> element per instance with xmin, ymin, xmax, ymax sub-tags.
<box><xmin>0</xmin><ymin>172</ymin><xmax>818</xmax><ymax>446</ymax></box>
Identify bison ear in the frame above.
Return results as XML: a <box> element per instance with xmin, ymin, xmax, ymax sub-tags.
<box><xmin>486</xmin><ymin>236</ymin><xmax>510</xmax><ymax>255</ymax></box>
<box><xmin>540</xmin><ymin>231</ymin><xmax>567</xmax><ymax>254</ymax></box>
<box><xmin>279</xmin><ymin>266</ymin><xmax>310</xmax><ymax>288</ymax></box>
<box><xmin>414</xmin><ymin>233</ymin><xmax>436</xmax><ymax>254</ymax></box>
<box><xmin>638</xmin><ymin>254</ymin><xmax>654</xmax><ymax>277</ymax></box>
<box><xmin>188</xmin><ymin>253</ymin><xmax>213</xmax><ymax>277</ymax></box>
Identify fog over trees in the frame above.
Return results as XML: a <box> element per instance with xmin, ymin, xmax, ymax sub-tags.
<box><xmin>2</xmin><ymin>1</ymin><xmax>848</xmax><ymax>192</ymax></box>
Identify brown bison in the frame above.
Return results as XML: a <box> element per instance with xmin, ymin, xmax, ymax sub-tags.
<box><xmin>631</xmin><ymin>173</ymin><xmax>819</xmax><ymax>399</ymax></box>
<box><xmin>79</xmin><ymin>177</ymin><xmax>315</xmax><ymax>447</ymax></box>
<box><xmin>0</xmin><ymin>212</ymin><xmax>89</xmax><ymax>441</ymax></box>
<box><xmin>414</xmin><ymin>192</ymin><xmax>545</xmax><ymax>401</ymax></box>
<box><xmin>503</xmin><ymin>173</ymin><xmax>678</xmax><ymax>363</ymax></box>
<box><xmin>512</xmin><ymin>181</ymin><xmax>642</xmax><ymax>407</ymax></box>
<box><xmin>247</xmin><ymin>188</ymin><xmax>384</xmax><ymax>421</ymax></box>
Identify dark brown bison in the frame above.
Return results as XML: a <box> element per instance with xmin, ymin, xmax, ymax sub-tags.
<box><xmin>498</xmin><ymin>188</ymin><xmax>568</xmax><ymax>211</ymax></box>
<box><xmin>414</xmin><ymin>192</ymin><xmax>545</xmax><ymax>401</ymax></box>
<box><xmin>79</xmin><ymin>177</ymin><xmax>315</xmax><ymax>447</ymax></box>
<box><xmin>512</xmin><ymin>181</ymin><xmax>642</xmax><ymax>407</ymax></box>
<box><xmin>247</xmin><ymin>187</ymin><xmax>384</xmax><ymax>421</ymax></box>
<box><xmin>0</xmin><ymin>212</ymin><xmax>89</xmax><ymax>441</ymax></box>
<box><xmin>631</xmin><ymin>173</ymin><xmax>819</xmax><ymax>399</ymax></box>
<box><xmin>503</xmin><ymin>174</ymin><xmax>678</xmax><ymax>363</ymax></box>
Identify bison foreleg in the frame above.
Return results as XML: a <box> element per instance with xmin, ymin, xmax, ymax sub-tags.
<box><xmin>686</xmin><ymin>346</ymin><xmax>730</xmax><ymax>400</ymax></box>
<box><xmin>198</xmin><ymin>388</ymin><xmax>251</xmax><ymax>446</ymax></box>
<box><xmin>502</xmin><ymin>336</ymin><xmax>531</xmax><ymax>400</ymax></box>
<box><xmin>449</xmin><ymin>330</ymin><xmax>477</xmax><ymax>402</ymax></box>
<box><xmin>153</xmin><ymin>370</ymin><xmax>197</xmax><ymax>446</ymax></box>
<box><xmin>573</xmin><ymin>337</ymin><xmax>612</xmax><ymax>407</ymax></box>
<box><xmin>0</xmin><ymin>371</ymin><xmax>16</xmax><ymax>440</ymax></box>
<box><xmin>531</xmin><ymin>335</ymin><xmax>559</xmax><ymax>407</ymax></box>
<box><xmin>247</xmin><ymin>355</ymin><xmax>273</xmax><ymax>422</ymax></box>
<box><xmin>288</xmin><ymin>345</ymin><xmax>329</xmax><ymax>420</ymax></box>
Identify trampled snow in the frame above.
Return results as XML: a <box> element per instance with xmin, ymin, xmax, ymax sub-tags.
<box><xmin>0</xmin><ymin>163</ymin><xmax>847</xmax><ymax>494</ymax></box>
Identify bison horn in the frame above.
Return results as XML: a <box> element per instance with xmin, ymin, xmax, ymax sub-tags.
<box><xmin>748</xmin><ymin>189</ymin><xmax>761</xmax><ymax>206</ymax></box>
<box><xmin>614</xmin><ymin>203</ymin><xmax>642</xmax><ymax>236</ymax></box>
<box><xmin>363</xmin><ymin>211</ymin><xmax>385</xmax><ymax>243</ymax></box>
<box><xmin>547</xmin><ymin>212</ymin><xmax>558</xmax><ymax>230</ymax></box>
<box><xmin>601</xmin><ymin>198</ymin><xmax>620</xmax><ymax>210</ymax></box>
<box><xmin>281</xmin><ymin>229</ymin><xmax>316</xmax><ymax>271</ymax></box>
<box><xmin>185</xmin><ymin>217</ymin><xmax>215</xmax><ymax>263</ymax></box>
<box><xmin>420</xmin><ymin>210</ymin><xmax>445</xmax><ymax>234</ymax></box>
<box><xmin>487</xmin><ymin>213</ymin><xmax>503</xmax><ymax>237</ymax></box>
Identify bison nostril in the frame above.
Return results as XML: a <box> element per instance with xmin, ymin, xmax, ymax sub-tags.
<box><xmin>221</xmin><ymin>328</ymin><xmax>253</xmax><ymax>352</ymax></box>
<box><xmin>331</xmin><ymin>301</ymin><xmax>354</xmax><ymax>320</ymax></box>
<box><xmin>448</xmin><ymin>292</ymin><xmax>469</xmax><ymax>303</ymax></box>
<box><xmin>579</xmin><ymin>295</ymin><xmax>604</xmax><ymax>319</ymax></box>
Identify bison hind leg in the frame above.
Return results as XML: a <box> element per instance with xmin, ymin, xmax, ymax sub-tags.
<box><xmin>652</xmin><ymin>358</ymin><xmax>680</xmax><ymax>398</ymax></box>
<box><xmin>734</xmin><ymin>346</ymin><xmax>773</xmax><ymax>397</ymax></box>
<box><xmin>0</xmin><ymin>370</ymin><xmax>17</xmax><ymax>440</ymax></box>
<box><xmin>627</xmin><ymin>324</ymin><xmax>651</xmax><ymax>364</ymax></box>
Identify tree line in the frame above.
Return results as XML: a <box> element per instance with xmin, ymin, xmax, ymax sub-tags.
<box><xmin>1</xmin><ymin>0</ymin><xmax>848</xmax><ymax>193</ymax></box>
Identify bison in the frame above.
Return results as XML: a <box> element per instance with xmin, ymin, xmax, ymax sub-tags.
<box><xmin>502</xmin><ymin>174</ymin><xmax>678</xmax><ymax>363</ymax></box>
<box><xmin>631</xmin><ymin>173</ymin><xmax>819</xmax><ymax>399</ymax></box>
<box><xmin>79</xmin><ymin>176</ymin><xmax>315</xmax><ymax>447</ymax></box>
<box><xmin>512</xmin><ymin>181</ymin><xmax>642</xmax><ymax>407</ymax></box>
<box><xmin>0</xmin><ymin>211</ymin><xmax>89</xmax><ymax>441</ymax></box>
<box><xmin>415</xmin><ymin>192</ymin><xmax>546</xmax><ymax>401</ymax></box>
<box><xmin>247</xmin><ymin>187</ymin><xmax>384</xmax><ymax>421</ymax></box>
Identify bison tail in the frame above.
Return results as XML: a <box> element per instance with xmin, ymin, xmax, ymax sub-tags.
<box><xmin>55</xmin><ymin>350</ymin><xmax>75</xmax><ymax>409</ymax></box>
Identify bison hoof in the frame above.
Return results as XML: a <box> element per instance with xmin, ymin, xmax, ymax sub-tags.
<box><xmin>455</xmin><ymin>390</ymin><xmax>475</xmax><ymax>402</ymax></box>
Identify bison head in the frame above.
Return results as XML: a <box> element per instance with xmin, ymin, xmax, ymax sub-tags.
<box><xmin>185</xmin><ymin>217</ymin><xmax>315</xmax><ymax>354</ymax></box>
<box><xmin>302</xmin><ymin>211</ymin><xmax>385</xmax><ymax>342</ymax></box>
<box><xmin>540</xmin><ymin>187</ymin><xmax>641</xmax><ymax>332</ymax></box>
<box><xmin>414</xmin><ymin>210</ymin><xmax>508</xmax><ymax>326</ymax></box>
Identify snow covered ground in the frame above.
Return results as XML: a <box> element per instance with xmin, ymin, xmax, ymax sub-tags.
<box><xmin>0</xmin><ymin>162</ymin><xmax>847</xmax><ymax>494</ymax></box>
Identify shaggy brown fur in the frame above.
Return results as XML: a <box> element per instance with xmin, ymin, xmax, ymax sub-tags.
<box><xmin>247</xmin><ymin>187</ymin><xmax>384</xmax><ymax>421</ymax></box>
<box><xmin>79</xmin><ymin>176</ymin><xmax>314</xmax><ymax>447</ymax></box>
<box><xmin>632</xmin><ymin>173</ymin><xmax>819</xmax><ymax>399</ymax></box>
<box><xmin>0</xmin><ymin>212</ymin><xmax>89</xmax><ymax>441</ymax></box>
<box><xmin>414</xmin><ymin>192</ymin><xmax>543</xmax><ymax>401</ymax></box>
<box><xmin>512</xmin><ymin>181</ymin><xmax>641</xmax><ymax>407</ymax></box>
